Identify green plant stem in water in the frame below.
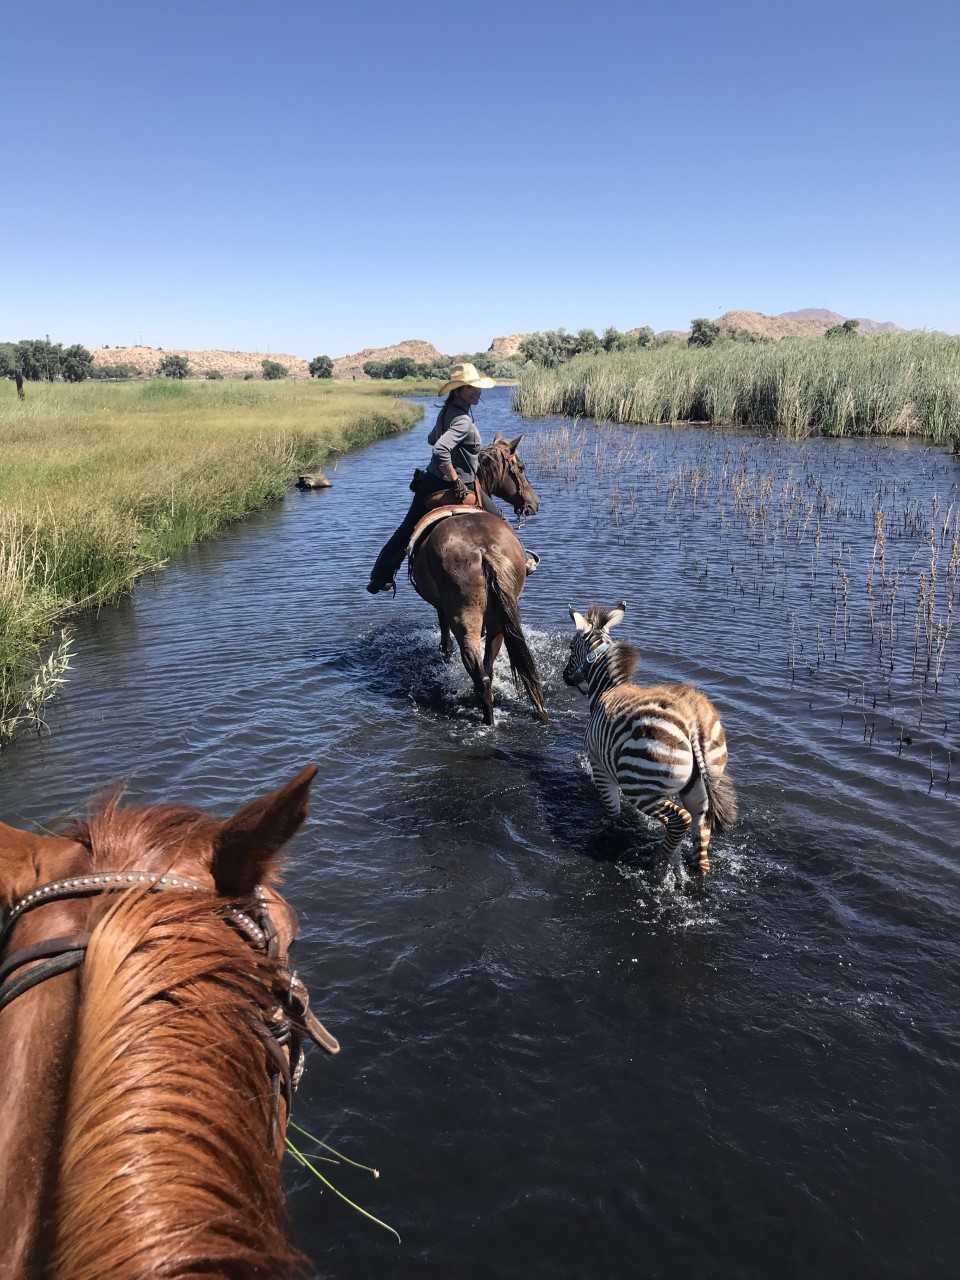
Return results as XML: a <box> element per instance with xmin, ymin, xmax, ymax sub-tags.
<box><xmin>284</xmin><ymin>1137</ymin><xmax>401</xmax><ymax>1244</ymax></box>
<box><xmin>288</xmin><ymin>1118</ymin><xmax>381</xmax><ymax>1177</ymax></box>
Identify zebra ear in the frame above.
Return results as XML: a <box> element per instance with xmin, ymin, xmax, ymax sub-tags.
<box><xmin>569</xmin><ymin>606</ymin><xmax>590</xmax><ymax>632</ymax></box>
<box><xmin>606</xmin><ymin>601</ymin><xmax>627</xmax><ymax>629</ymax></box>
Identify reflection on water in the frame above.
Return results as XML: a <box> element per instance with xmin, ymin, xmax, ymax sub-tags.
<box><xmin>1</xmin><ymin>389</ymin><xmax>958</xmax><ymax>1278</ymax></box>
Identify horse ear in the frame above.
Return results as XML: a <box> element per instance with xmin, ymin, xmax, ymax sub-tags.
<box><xmin>211</xmin><ymin>764</ymin><xmax>318</xmax><ymax>897</ymax></box>
<box><xmin>0</xmin><ymin>821</ymin><xmax>34</xmax><ymax>907</ymax></box>
<box><xmin>569</xmin><ymin>606</ymin><xmax>590</xmax><ymax>632</ymax></box>
<box><xmin>0</xmin><ymin>823</ymin><xmax>78</xmax><ymax>908</ymax></box>
<box><xmin>507</xmin><ymin>434</ymin><xmax>523</xmax><ymax>453</ymax></box>
<box><xmin>492</xmin><ymin>431</ymin><xmax>505</xmax><ymax>443</ymax></box>
<box><xmin>606</xmin><ymin>600</ymin><xmax>627</xmax><ymax>629</ymax></box>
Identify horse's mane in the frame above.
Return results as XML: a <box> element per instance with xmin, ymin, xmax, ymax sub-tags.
<box><xmin>54</xmin><ymin>799</ymin><xmax>304</xmax><ymax>1279</ymax></box>
<box><xmin>477</xmin><ymin>440</ymin><xmax>507</xmax><ymax>490</ymax></box>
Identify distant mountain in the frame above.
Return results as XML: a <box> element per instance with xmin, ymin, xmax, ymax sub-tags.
<box><xmin>717</xmin><ymin>309</ymin><xmax>901</xmax><ymax>339</ymax></box>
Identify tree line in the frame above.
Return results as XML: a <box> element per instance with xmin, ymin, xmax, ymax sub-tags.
<box><xmin>515</xmin><ymin>318</ymin><xmax>865</xmax><ymax>364</ymax></box>
<box><xmin>3</xmin><ymin>322</ymin><xmax>867</xmax><ymax>389</ymax></box>
<box><xmin>1</xmin><ymin>338</ymin><xmax>95</xmax><ymax>382</ymax></box>
<box><xmin>361</xmin><ymin>351</ymin><xmax>522</xmax><ymax>381</ymax></box>
<box><xmin>1</xmin><ymin>339</ymin><xmax>339</xmax><ymax>384</ymax></box>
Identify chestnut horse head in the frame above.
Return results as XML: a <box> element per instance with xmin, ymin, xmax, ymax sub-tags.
<box><xmin>0</xmin><ymin>765</ymin><xmax>336</xmax><ymax>1280</ymax></box>
<box><xmin>478</xmin><ymin>433</ymin><xmax>540</xmax><ymax>517</ymax></box>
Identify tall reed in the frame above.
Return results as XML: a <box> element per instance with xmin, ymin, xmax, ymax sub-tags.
<box><xmin>514</xmin><ymin>333</ymin><xmax>960</xmax><ymax>442</ymax></box>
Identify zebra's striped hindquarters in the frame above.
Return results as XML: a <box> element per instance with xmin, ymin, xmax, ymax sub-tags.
<box><xmin>588</xmin><ymin>681</ymin><xmax>737</xmax><ymax>873</ymax></box>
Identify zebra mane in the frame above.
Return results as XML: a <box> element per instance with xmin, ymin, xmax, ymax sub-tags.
<box><xmin>585</xmin><ymin>604</ymin><xmax>617</xmax><ymax>630</ymax></box>
<box><xmin>610</xmin><ymin>641</ymin><xmax>640</xmax><ymax>682</ymax></box>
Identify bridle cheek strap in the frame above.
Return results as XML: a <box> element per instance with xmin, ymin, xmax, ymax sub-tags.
<box><xmin>0</xmin><ymin>935</ymin><xmax>90</xmax><ymax>1014</ymax></box>
<box><xmin>0</xmin><ymin>873</ymin><xmax>340</xmax><ymax>1138</ymax></box>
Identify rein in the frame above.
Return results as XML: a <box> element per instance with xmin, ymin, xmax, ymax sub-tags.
<box><xmin>0</xmin><ymin>869</ymin><xmax>339</xmax><ymax>1136</ymax></box>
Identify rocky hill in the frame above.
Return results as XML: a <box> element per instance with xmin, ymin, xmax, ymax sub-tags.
<box><xmin>716</xmin><ymin>309</ymin><xmax>900</xmax><ymax>339</ymax></box>
<box><xmin>487</xmin><ymin>334</ymin><xmax>527</xmax><ymax>360</ymax></box>
<box><xmin>91</xmin><ymin>346</ymin><xmax>310</xmax><ymax>378</ymax></box>
<box><xmin>332</xmin><ymin>339</ymin><xmax>444</xmax><ymax>380</ymax></box>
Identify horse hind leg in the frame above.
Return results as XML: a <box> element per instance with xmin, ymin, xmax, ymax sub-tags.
<box><xmin>483</xmin><ymin>629</ymin><xmax>504</xmax><ymax>681</ymax></box>
<box><xmin>437</xmin><ymin>610</ymin><xmax>453</xmax><ymax>660</ymax></box>
<box><xmin>453</xmin><ymin>617</ymin><xmax>493</xmax><ymax>724</ymax></box>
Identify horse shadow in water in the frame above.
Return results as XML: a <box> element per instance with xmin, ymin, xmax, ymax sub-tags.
<box><xmin>337</xmin><ymin>620</ymin><xmax>495</xmax><ymax>720</ymax></box>
<box><xmin>342</xmin><ymin>620</ymin><xmax>545</xmax><ymax>724</ymax></box>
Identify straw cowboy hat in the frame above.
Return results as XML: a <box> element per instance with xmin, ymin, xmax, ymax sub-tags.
<box><xmin>438</xmin><ymin>361</ymin><xmax>497</xmax><ymax>395</ymax></box>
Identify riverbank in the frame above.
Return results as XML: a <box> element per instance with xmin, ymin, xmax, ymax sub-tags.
<box><xmin>0</xmin><ymin>378</ymin><xmax>423</xmax><ymax>740</ymax></box>
<box><xmin>514</xmin><ymin>333</ymin><xmax>960</xmax><ymax>443</ymax></box>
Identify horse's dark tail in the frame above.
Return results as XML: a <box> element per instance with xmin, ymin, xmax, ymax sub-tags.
<box><xmin>482</xmin><ymin>547</ymin><xmax>548</xmax><ymax>722</ymax></box>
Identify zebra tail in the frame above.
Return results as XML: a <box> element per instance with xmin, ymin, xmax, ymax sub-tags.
<box><xmin>691</xmin><ymin>729</ymin><xmax>738</xmax><ymax>833</ymax></box>
<box><xmin>482</xmin><ymin>549</ymin><xmax>548</xmax><ymax>723</ymax></box>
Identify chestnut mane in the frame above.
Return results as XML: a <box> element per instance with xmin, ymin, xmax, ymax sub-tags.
<box><xmin>53</xmin><ymin>798</ymin><xmax>304</xmax><ymax>1279</ymax></box>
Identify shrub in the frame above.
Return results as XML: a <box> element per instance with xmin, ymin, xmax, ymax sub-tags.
<box><xmin>61</xmin><ymin>344</ymin><xmax>94</xmax><ymax>382</ymax></box>
<box><xmin>205</xmin><ymin>369</ymin><xmax>225</xmax><ymax>380</ymax></box>
<box><xmin>158</xmin><ymin>354</ymin><xmax>190</xmax><ymax>379</ymax></box>
<box><xmin>309</xmin><ymin>355</ymin><xmax>334</xmax><ymax>378</ymax></box>
<box><xmin>261</xmin><ymin>360</ymin><xmax>287</xmax><ymax>380</ymax></box>
<box><xmin>91</xmin><ymin>362</ymin><xmax>140</xmax><ymax>381</ymax></box>
<box><xmin>825</xmin><ymin>319</ymin><xmax>860</xmax><ymax>339</ymax></box>
<box><xmin>688</xmin><ymin>318</ymin><xmax>720</xmax><ymax>348</ymax></box>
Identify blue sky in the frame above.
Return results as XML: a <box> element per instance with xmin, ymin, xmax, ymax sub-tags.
<box><xmin>2</xmin><ymin>0</ymin><xmax>958</xmax><ymax>356</ymax></box>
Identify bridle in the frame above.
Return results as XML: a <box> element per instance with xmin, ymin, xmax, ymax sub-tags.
<box><xmin>564</xmin><ymin>638</ymin><xmax>610</xmax><ymax>687</ymax></box>
<box><xmin>0</xmin><ymin>870</ymin><xmax>339</xmax><ymax>1142</ymax></box>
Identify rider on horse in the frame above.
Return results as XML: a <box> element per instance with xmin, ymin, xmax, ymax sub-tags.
<box><xmin>366</xmin><ymin>362</ymin><xmax>504</xmax><ymax>595</ymax></box>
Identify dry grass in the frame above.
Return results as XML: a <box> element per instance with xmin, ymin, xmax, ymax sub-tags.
<box><xmin>0</xmin><ymin>378</ymin><xmax>421</xmax><ymax>739</ymax></box>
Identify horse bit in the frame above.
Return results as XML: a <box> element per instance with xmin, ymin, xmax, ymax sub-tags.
<box><xmin>0</xmin><ymin>870</ymin><xmax>339</xmax><ymax>1135</ymax></box>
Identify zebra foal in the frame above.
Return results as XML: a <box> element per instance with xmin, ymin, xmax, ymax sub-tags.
<box><xmin>563</xmin><ymin>600</ymin><xmax>737</xmax><ymax>874</ymax></box>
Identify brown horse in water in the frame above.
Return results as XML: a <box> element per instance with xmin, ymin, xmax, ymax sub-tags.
<box><xmin>0</xmin><ymin>765</ymin><xmax>338</xmax><ymax>1280</ymax></box>
<box><xmin>410</xmin><ymin>433</ymin><xmax>547</xmax><ymax>726</ymax></box>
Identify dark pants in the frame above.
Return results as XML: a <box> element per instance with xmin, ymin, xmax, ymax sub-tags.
<box><xmin>368</xmin><ymin>479</ymin><xmax>499</xmax><ymax>589</ymax></box>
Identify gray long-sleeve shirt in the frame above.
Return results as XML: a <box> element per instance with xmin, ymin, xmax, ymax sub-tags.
<box><xmin>426</xmin><ymin>402</ymin><xmax>481</xmax><ymax>484</ymax></box>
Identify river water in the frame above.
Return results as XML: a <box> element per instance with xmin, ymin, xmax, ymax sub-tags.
<box><xmin>1</xmin><ymin>388</ymin><xmax>958</xmax><ymax>1278</ymax></box>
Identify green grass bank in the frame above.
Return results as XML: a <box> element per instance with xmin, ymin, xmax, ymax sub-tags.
<box><xmin>0</xmin><ymin>378</ymin><xmax>424</xmax><ymax>740</ymax></box>
<box><xmin>514</xmin><ymin>333</ymin><xmax>960</xmax><ymax>442</ymax></box>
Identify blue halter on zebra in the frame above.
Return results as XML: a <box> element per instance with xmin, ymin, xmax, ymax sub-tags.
<box><xmin>563</xmin><ymin>600</ymin><xmax>738</xmax><ymax>875</ymax></box>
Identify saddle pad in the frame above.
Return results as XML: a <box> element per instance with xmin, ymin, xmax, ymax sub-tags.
<box><xmin>406</xmin><ymin>505</ymin><xmax>485</xmax><ymax>560</ymax></box>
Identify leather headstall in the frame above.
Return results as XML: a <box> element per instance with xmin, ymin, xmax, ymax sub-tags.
<box><xmin>0</xmin><ymin>870</ymin><xmax>339</xmax><ymax>1138</ymax></box>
